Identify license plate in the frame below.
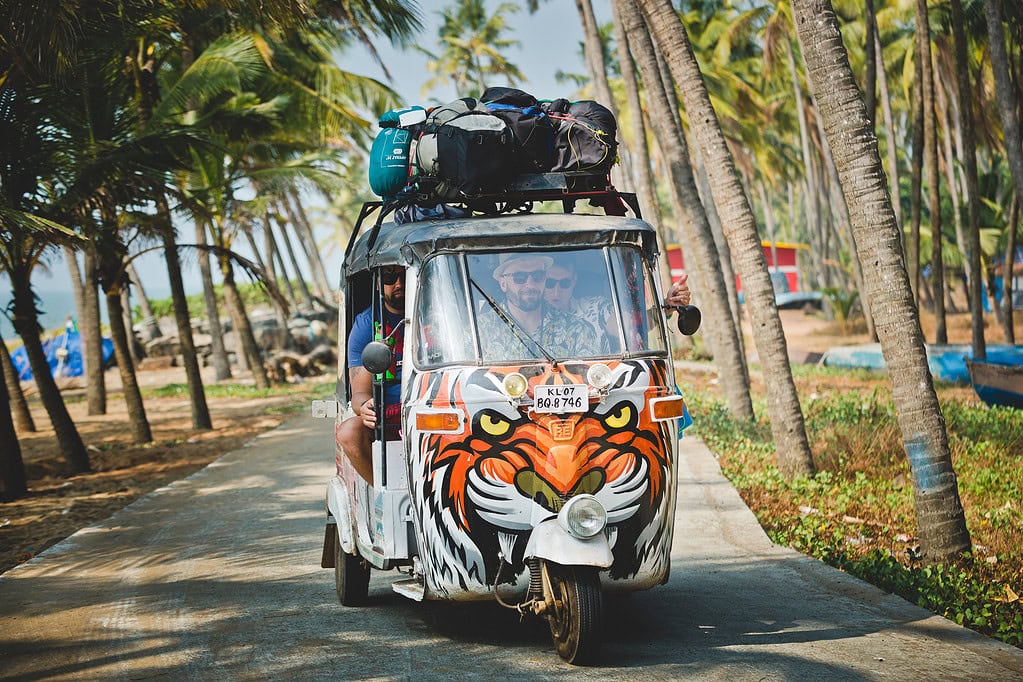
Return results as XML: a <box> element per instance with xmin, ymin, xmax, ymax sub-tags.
<box><xmin>533</xmin><ymin>384</ymin><xmax>588</xmax><ymax>413</ymax></box>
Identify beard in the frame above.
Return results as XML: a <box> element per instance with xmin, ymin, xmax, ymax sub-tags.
<box><xmin>384</xmin><ymin>290</ymin><xmax>404</xmax><ymax>311</ymax></box>
<box><xmin>508</xmin><ymin>287</ymin><xmax>541</xmax><ymax>312</ymax></box>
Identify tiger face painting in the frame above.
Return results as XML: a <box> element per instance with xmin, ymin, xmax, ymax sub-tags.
<box><xmin>404</xmin><ymin>359</ymin><xmax>679</xmax><ymax>599</ymax></box>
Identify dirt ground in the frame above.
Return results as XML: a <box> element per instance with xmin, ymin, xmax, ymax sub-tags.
<box><xmin>2</xmin><ymin>308</ymin><xmax>1020</xmax><ymax>576</ymax></box>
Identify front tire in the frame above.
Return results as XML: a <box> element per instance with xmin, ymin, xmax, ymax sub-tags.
<box><xmin>544</xmin><ymin>563</ymin><xmax>602</xmax><ymax>665</ymax></box>
<box><xmin>334</xmin><ymin>537</ymin><xmax>370</xmax><ymax>606</ymax></box>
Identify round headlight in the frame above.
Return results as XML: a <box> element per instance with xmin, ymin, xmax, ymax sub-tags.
<box><xmin>586</xmin><ymin>363</ymin><xmax>613</xmax><ymax>390</ymax></box>
<box><xmin>559</xmin><ymin>495</ymin><xmax>607</xmax><ymax>539</ymax></box>
<box><xmin>503</xmin><ymin>372</ymin><xmax>528</xmax><ymax>398</ymax></box>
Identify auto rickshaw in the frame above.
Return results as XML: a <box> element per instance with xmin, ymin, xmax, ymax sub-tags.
<box><xmin>314</xmin><ymin>178</ymin><xmax>697</xmax><ymax>664</ymax></box>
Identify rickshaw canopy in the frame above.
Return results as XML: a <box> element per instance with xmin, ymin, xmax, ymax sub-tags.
<box><xmin>342</xmin><ymin>212</ymin><xmax>660</xmax><ymax>289</ymax></box>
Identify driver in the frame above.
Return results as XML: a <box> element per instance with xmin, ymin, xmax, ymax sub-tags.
<box><xmin>336</xmin><ymin>265</ymin><xmax>405</xmax><ymax>484</ymax></box>
<box><xmin>477</xmin><ymin>253</ymin><xmax>599</xmax><ymax>360</ymax></box>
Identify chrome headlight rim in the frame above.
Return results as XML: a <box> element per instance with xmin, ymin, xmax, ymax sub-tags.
<box><xmin>558</xmin><ymin>494</ymin><xmax>607</xmax><ymax>539</ymax></box>
<box><xmin>586</xmin><ymin>363</ymin><xmax>613</xmax><ymax>390</ymax></box>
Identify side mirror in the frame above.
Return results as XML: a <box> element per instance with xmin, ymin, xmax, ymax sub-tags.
<box><xmin>676</xmin><ymin>306</ymin><xmax>702</xmax><ymax>336</ymax></box>
<box><xmin>361</xmin><ymin>341</ymin><xmax>394</xmax><ymax>374</ymax></box>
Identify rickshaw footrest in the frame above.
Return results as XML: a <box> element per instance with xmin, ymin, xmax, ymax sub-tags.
<box><xmin>392</xmin><ymin>577</ymin><xmax>425</xmax><ymax>602</ymax></box>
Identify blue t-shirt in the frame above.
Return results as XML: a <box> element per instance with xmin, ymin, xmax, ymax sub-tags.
<box><xmin>348</xmin><ymin>307</ymin><xmax>404</xmax><ymax>404</ymax></box>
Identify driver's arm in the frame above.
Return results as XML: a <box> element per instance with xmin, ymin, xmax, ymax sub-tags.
<box><xmin>349</xmin><ymin>365</ymin><xmax>376</xmax><ymax>428</ymax></box>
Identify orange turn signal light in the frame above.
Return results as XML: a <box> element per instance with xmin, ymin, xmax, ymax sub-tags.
<box><xmin>415</xmin><ymin>411</ymin><xmax>462</xmax><ymax>432</ymax></box>
<box><xmin>650</xmin><ymin>397</ymin><xmax>684</xmax><ymax>420</ymax></box>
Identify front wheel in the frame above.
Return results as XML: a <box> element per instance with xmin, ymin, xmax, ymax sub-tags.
<box><xmin>334</xmin><ymin>537</ymin><xmax>370</xmax><ymax>606</ymax></box>
<box><xmin>544</xmin><ymin>563</ymin><xmax>602</xmax><ymax>665</ymax></box>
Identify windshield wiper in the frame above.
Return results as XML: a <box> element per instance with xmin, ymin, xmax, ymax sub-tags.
<box><xmin>468</xmin><ymin>276</ymin><xmax>558</xmax><ymax>365</ymax></box>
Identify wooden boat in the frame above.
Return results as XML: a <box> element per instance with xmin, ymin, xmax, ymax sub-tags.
<box><xmin>966</xmin><ymin>359</ymin><xmax>1023</xmax><ymax>410</ymax></box>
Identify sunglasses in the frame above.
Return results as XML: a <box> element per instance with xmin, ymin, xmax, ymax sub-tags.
<box><xmin>544</xmin><ymin>277</ymin><xmax>573</xmax><ymax>290</ymax></box>
<box><xmin>505</xmin><ymin>269</ymin><xmax>547</xmax><ymax>285</ymax></box>
<box><xmin>381</xmin><ymin>269</ymin><xmax>405</xmax><ymax>285</ymax></box>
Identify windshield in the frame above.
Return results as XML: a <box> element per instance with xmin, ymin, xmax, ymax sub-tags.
<box><xmin>413</xmin><ymin>246</ymin><xmax>667</xmax><ymax>367</ymax></box>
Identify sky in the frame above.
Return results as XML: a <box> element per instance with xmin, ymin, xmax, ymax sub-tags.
<box><xmin>0</xmin><ymin>0</ymin><xmax>610</xmax><ymax>336</ymax></box>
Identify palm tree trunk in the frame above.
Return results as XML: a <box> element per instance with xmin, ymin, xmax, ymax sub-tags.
<box><xmin>611</xmin><ymin>3</ymin><xmax>661</xmax><ymax>233</ymax></box>
<box><xmin>121</xmin><ymin>287</ymin><xmax>139</xmax><ymax>365</ymax></box>
<box><xmin>575</xmin><ymin>0</ymin><xmax>633</xmax><ymax>193</ymax></box>
<box><xmin>917</xmin><ymin>0</ymin><xmax>946</xmax><ymax>343</ymax></box>
<box><xmin>638</xmin><ymin>0</ymin><xmax>813</xmax><ymax>478</ymax></box>
<box><xmin>273</xmin><ymin>214</ymin><xmax>314</xmax><ymax>308</ymax></box>
<box><xmin>791</xmin><ymin>0</ymin><xmax>971</xmax><ymax>563</ymax></box>
<box><xmin>1005</xmin><ymin>197</ymin><xmax>1018</xmax><ymax>345</ymax></box>
<box><xmin>217</xmin><ymin>255</ymin><xmax>269</xmax><ymax>389</ymax></box>
<box><xmin>105</xmin><ymin>287</ymin><xmax>152</xmax><ymax>443</ymax></box>
<box><xmin>787</xmin><ymin>40</ymin><xmax>827</xmax><ymax>292</ymax></box>
<box><xmin>950</xmin><ymin>1</ymin><xmax>987</xmax><ymax>352</ymax></box>
<box><xmin>0</xmin><ymin>329</ymin><xmax>34</xmax><ymax>432</ymax></box>
<box><xmin>127</xmin><ymin>262</ymin><xmax>162</xmax><ymax>343</ymax></box>
<box><xmin>157</xmin><ymin>199</ymin><xmax>212</xmax><ymax>430</ymax></box>
<box><xmin>271</xmin><ymin>224</ymin><xmax>299</xmax><ymax>306</ymax></box>
<box><xmin>196</xmin><ymin>219</ymin><xmax>232</xmax><ymax>381</ymax></box>
<box><xmin>986</xmin><ymin>0</ymin><xmax>1023</xmax><ymax>347</ymax></box>
<box><xmin>284</xmin><ymin>192</ymin><xmax>333</xmax><ymax>302</ymax></box>
<box><xmin>864</xmin><ymin>0</ymin><xmax>877</xmax><ymax>132</ymax></box>
<box><xmin>909</xmin><ymin>71</ymin><xmax>925</xmax><ymax>307</ymax></box>
<box><xmin>936</xmin><ymin>77</ymin><xmax>969</xmax><ymax>315</ymax></box>
<box><xmin>876</xmin><ymin>32</ymin><xmax>903</xmax><ymax>233</ymax></box>
<box><xmin>243</xmin><ymin>222</ymin><xmax>290</xmax><ymax>349</ymax></box>
<box><xmin>63</xmin><ymin>245</ymin><xmax>87</xmax><ymax>368</ymax></box>
<box><xmin>813</xmin><ymin>98</ymin><xmax>877</xmax><ymax>338</ymax></box>
<box><xmin>0</xmin><ymin>362</ymin><xmax>27</xmax><ymax>500</ymax></box>
<box><xmin>9</xmin><ymin>266</ymin><xmax>90</xmax><ymax>473</ymax></box>
<box><xmin>696</xmin><ymin>143</ymin><xmax>745</xmax><ymax>358</ymax></box>
<box><xmin>618</xmin><ymin>0</ymin><xmax>753</xmax><ymax>421</ymax></box>
<box><xmin>82</xmin><ymin>248</ymin><xmax>106</xmax><ymax>415</ymax></box>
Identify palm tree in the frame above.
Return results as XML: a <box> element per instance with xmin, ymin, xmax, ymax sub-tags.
<box><xmin>0</xmin><ymin>79</ymin><xmax>92</xmax><ymax>473</ymax></box>
<box><xmin>0</xmin><ymin>329</ymin><xmax>34</xmax><ymax>432</ymax></box>
<box><xmin>421</xmin><ymin>0</ymin><xmax>525</xmax><ymax>98</ymax></box>
<box><xmin>790</xmin><ymin>0</ymin><xmax>971</xmax><ymax>562</ymax></box>
<box><xmin>951</xmin><ymin>0</ymin><xmax>986</xmax><ymax>360</ymax></box>
<box><xmin>615</xmin><ymin>0</ymin><xmax>753</xmax><ymax>422</ymax></box>
<box><xmin>917</xmin><ymin>0</ymin><xmax>947</xmax><ymax>343</ymax></box>
<box><xmin>0</xmin><ymin>360</ymin><xmax>27</xmax><ymax>499</ymax></box>
<box><xmin>637</xmin><ymin>0</ymin><xmax>814</xmax><ymax>479</ymax></box>
<box><xmin>985</xmin><ymin>0</ymin><xmax>1023</xmax><ymax>341</ymax></box>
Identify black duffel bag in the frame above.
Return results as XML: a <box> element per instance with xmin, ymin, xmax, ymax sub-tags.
<box><xmin>481</xmin><ymin>86</ymin><xmax>555</xmax><ymax>173</ymax></box>
<box><xmin>544</xmin><ymin>98</ymin><xmax>618</xmax><ymax>174</ymax></box>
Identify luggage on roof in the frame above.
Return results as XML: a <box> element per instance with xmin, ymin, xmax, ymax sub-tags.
<box><xmin>365</xmin><ymin>87</ymin><xmax>619</xmax><ymax>203</ymax></box>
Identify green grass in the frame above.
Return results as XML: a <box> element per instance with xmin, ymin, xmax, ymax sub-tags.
<box><xmin>685</xmin><ymin>367</ymin><xmax>1023</xmax><ymax>648</ymax></box>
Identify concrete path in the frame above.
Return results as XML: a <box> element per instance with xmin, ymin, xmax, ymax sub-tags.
<box><xmin>2</xmin><ymin>415</ymin><xmax>1021</xmax><ymax>680</ymax></box>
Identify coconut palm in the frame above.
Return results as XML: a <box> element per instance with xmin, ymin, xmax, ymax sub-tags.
<box><xmin>790</xmin><ymin>0</ymin><xmax>971</xmax><ymax>562</ymax></box>
<box><xmin>951</xmin><ymin>0</ymin><xmax>986</xmax><ymax>359</ymax></box>
<box><xmin>637</xmin><ymin>0</ymin><xmax>814</xmax><ymax>479</ymax></box>
<box><xmin>615</xmin><ymin>0</ymin><xmax>753</xmax><ymax>422</ymax></box>
<box><xmin>917</xmin><ymin>0</ymin><xmax>947</xmax><ymax>343</ymax></box>
<box><xmin>420</xmin><ymin>0</ymin><xmax>525</xmax><ymax>98</ymax></box>
<box><xmin>0</xmin><ymin>78</ymin><xmax>92</xmax><ymax>473</ymax></box>
<box><xmin>0</xmin><ymin>357</ymin><xmax>26</xmax><ymax>499</ymax></box>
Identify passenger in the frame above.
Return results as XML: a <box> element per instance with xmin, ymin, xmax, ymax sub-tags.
<box><xmin>543</xmin><ymin>256</ymin><xmax>692</xmax><ymax>352</ymax></box>
<box><xmin>336</xmin><ymin>265</ymin><xmax>405</xmax><ymax>484</ymax></box>
<box><xmin>478</xmin><ymin>253</ymin><xmax>599</xmax><ymax>359</ymax></box>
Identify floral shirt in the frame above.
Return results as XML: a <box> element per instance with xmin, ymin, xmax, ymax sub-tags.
<box><xmin>477</xmin><ymin>304</ymin><xmax>600</xmax><ymax>361</ymax></box>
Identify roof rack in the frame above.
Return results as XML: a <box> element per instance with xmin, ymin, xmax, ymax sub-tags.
<box><xmin>345</xmin><ymin>171</ymin><xmax>642</xmax><ymax>263</ymax></box>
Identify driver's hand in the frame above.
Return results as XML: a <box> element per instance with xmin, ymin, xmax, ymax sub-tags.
<box><xmin>666</xmin><ymin>273</ymin><xmax>691</xmax><ymax>308</ymax></box>
<box><xmin>359</xmin><ymin>399</ymin><xmax>377</xmax><ymax>429</ymax></box>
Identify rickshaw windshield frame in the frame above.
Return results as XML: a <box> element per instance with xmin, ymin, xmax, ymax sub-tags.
<box><xmin>411</xmin><ymin>245</ymin><xmax>668</xmax><ymax>369</ymax></box>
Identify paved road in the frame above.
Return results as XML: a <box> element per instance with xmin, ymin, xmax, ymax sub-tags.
<box><xmin>2</xmin><ymin>415</ymin><xmax>1021</xmax><ymax>681</ymax></box>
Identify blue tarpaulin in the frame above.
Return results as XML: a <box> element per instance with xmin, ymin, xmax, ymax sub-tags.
<box><xmin>10</xmin><ymin>331</ymin><xmax>114</xmax><ymax>381</ymax></box>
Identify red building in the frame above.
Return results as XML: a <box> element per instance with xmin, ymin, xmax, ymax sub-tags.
<box><xmin>665</xmin><ymin>241</ymin><xmax>811</xmax><ymax>293</ymax></box>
